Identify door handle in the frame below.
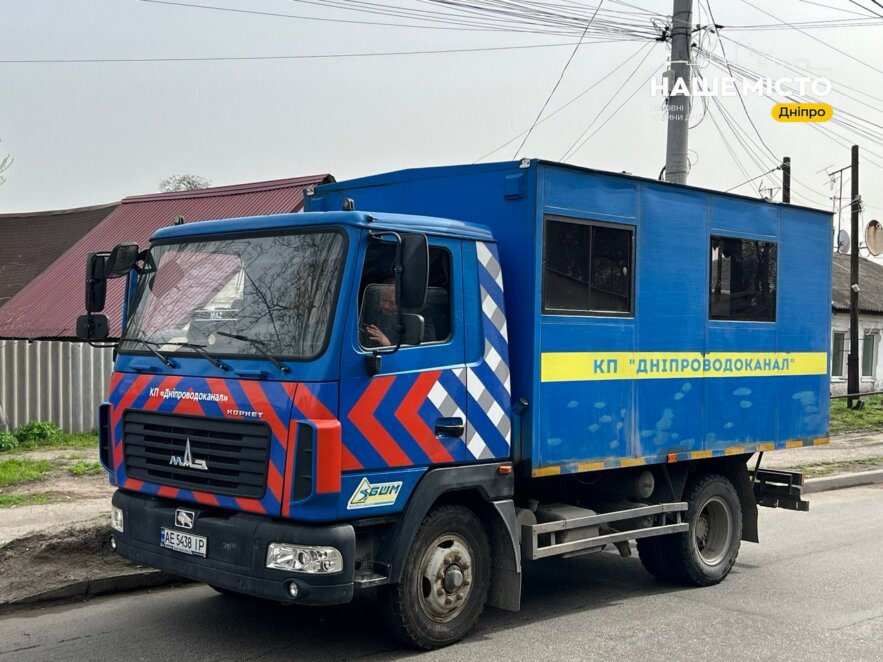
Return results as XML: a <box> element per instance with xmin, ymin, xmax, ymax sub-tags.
<box><xmin>435</xmin><ymin>417</ymin><xmax>465</xmax><ymax>438</ymax></box>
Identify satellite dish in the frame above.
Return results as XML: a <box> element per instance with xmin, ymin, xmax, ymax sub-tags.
<box><xmin>866</xmin><ymin>220</ymin><xmax>883</xmax><ymax>256</ymax></box>
<box><xmin>837</xmin><ymin>229</ymin><xmax>850</xmax><ymax>254</ymax></box>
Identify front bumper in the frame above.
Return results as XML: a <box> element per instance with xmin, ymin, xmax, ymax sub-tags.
<box><xmin>111</xmin><ymin>490</ymin><xmax>356</xmax><ymax>605</ymax></box>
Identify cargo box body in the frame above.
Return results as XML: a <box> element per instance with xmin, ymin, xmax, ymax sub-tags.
<box><xmin>310</xmin><ymin>160</ymin><xmax>832</xmax><ymax>477</ymax></box>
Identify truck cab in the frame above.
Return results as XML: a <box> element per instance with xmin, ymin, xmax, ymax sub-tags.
<box><xmin>80</xmin><ymin>160</ymin><xmax>830</xmax><ymax>650</ymax></box>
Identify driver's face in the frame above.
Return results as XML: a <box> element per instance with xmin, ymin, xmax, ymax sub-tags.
<box><xmin>379</xmin><ymin>286</ymin><xmax>396</xmax><ymax>313</ymax></box>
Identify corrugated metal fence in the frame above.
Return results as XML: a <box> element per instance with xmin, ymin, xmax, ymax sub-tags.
<box><xmin>0</xmin><ymin>340</ymin><xmax>114</xmax><ymax>434</ymax></box>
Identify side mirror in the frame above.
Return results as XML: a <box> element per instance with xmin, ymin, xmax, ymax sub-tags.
<box><xmin>399</xmin><ymin>233</ymin><xmax>429</xmax><ymax>310</ymax></box>
<box><xmin>85</xmin><ymin>253</ymin><xmax>108</xmax><ymax>313</ymax></box>
<box><xmin>77</xmin><ymin>314</ymin><xmax>109</xmax><ymax>341</ymax></box>
<box><xmin>105</xmin><ymin>243</ymin><xmax>139</xmax><ymax>278</ymax></box>
<box><xmin>399</xmin><ymin>312</ymin><xmax>425</xmax><ymax>346</ymax></box>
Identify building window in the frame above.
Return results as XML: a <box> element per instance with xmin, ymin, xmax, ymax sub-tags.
<box><xmin>543</xmin><ymin>217</ymin><xmax>633</xmax><ymax>315</ymax></box>
<box><xmin>832</xmin><ymin>331</ymin><xmax>846</xmax><ymax>377</ymax></box>
<box><xmin>862</xmin><ymin>333</ymin><xmax>877</xmax><ymax>378</ymax></box>
<box><xmin>710</xmin><ymin>236</ymin><xmax>777</xmax><ymax>322</ymax></box>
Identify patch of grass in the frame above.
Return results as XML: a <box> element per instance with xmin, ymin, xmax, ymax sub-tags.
<box><xmin>787</xmin><ymin>456</ymin><xmax>883</xmax><ymax>478</ymax></box>
<box><xmin>68</xmin><ymin>460</ymin><xmax>104</xmax><ymax>477</ymax></box>
<box><xmin>0</xmin><ymin>459</ymin><xmax>53</xmax><ymax>486</ymax></box>
<box><xmin>0</xmin><ymin>432</ymin><xmax>98</xmax><ymax>454</ymax></box>
<box><xmin>0</xmin><ymin>492</ymin><xmax>56</xmax><ymax>508</ymax></box>
<box><xmin>829</xmin><ymin>395</ymin><xmax>883</xmax><ymax>434</ymax></box>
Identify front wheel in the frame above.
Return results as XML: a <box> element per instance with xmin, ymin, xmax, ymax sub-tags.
<box><xmin>382</xmin><ymin>505</ymin><xmax>491</xmax><ymax>650</ymax></box>
<box><xmin>668</xmin><ymin>473</ymin><xmax>742</xmax><ymax>586</ymax></box>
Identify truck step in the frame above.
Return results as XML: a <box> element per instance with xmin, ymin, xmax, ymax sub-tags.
<box><xmin>353</xmin><ymin>571</ymin><xmax>389</xmax><ymax>589</ymax></box>
<box><xmin>522</xmin><ymin>502</ymin><xmax>688</xmax><ymax>561</ymax></box>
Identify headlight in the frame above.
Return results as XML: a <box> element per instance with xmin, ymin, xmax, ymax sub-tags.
<box><xmin>110</xmin><ymin>506</ymin><xmax>124</xmax><ymax>533</ymax></box>
<box><xmin>266</xmin><ymin>543</ymin><xmax>342</xmax><ymax>574</ymax></box>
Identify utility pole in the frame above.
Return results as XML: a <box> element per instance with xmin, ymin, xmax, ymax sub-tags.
<box><xmin>848</xmin><ymin>144</ymin><xmax>860</xmax><ymax>408</ymax></box>
<box><xmin>782</xmin><ymin>156</ymin><xmax>791</xmax><ymax>203</ymax></box>
<box><xmin>664</xmin><ymin>0</ymin><xmax>694</xmax><ymax>185</ymax></box>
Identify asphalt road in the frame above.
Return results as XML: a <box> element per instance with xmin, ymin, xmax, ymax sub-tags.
<box><xmin>2</xmin><ymin>485</ymin><xmax>881</xmax><ymax>662</ymax></box>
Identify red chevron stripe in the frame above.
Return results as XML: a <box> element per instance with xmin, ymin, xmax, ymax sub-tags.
<box><xmin>235</xmin><ymin>497</ymin><xmax>266</xmax><ymax>514</ymax></box>
<box><xmin>282</xmin><ymin>419</ymin><xmax>298</xmax><ymax>518</ymax></box>
<box><xmin>143</xmin><ymin>376</ymin><xmax>183</xmax><ymax>411</ymax></box>
<box><xmin>348</xmin><ymin>376</ymin><xmax>412</xmax><ymax>467</ymax></box>
<box><xmin>238</xmin><ymin>380</ymin><xmax>290</xmax><ymax>443</ymax></box>
<box><xmin>123</xmin><ymin>477</ymin><xmax>144</xmax><ymax>491</ymax></box>
<box><xmin>341</xmin><ymin>445</ymin><xmax>362</xmax><ymax>471</ymax></box>
<box><xmin>191</xmin><ymin>490</ymin><xmax>220</xmax><ymax>507</ymax></box>
<box><xmin>295</xmin><ymin>386</ymin><xmax>335</xmax><ymax>420</ymax></box>
<box><xmin>395</xmin><ymin>371</ymin><xmax>453</xmax><ymax>464</ymax></box>
<box><xmin>267</xmin><ymin>460</ymin><xmax>284</xmax><ymax>502</ymax></box>
<box><xmin>315</xmin><ymin>420</ymin><xmax>342</xmax><ymax>493</ymax></box>
<box><xmin>112</xmin><ymin>374</ymin><xmax>153</xmax><ymax>470</ymax></box>
<box><xmin>157</xmin><ymin>485</ymin><xmax>179</xmax><ymax>498</ymax></box>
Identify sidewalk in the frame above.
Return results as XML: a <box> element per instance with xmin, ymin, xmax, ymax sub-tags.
<box><xmin>1</xmin><ymin>430</ymin><xmax>882</xmax><ymax>608</ymax></box>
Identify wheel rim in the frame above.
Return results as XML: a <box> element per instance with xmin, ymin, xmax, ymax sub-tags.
<box><xmin>416</xmin><ymin>532</ymin><xmax>474</xmax><ymax>623</ymax></box>
<box><xmin>693</xmin><ymin>495</ymin><xmax>733</xmax><ymax>566</ymax></box>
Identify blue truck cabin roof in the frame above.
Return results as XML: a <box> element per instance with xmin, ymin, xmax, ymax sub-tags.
<box><xmin>310</xmin><ymin>160</ymin><xmax>833</xmax><ymax>477</ymax></box>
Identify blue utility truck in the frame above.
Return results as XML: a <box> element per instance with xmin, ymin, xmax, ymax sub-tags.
<box><xmin>78</xmin><ymin>160</ymin><xmax>831</xmax><ymax>649</ymax></box>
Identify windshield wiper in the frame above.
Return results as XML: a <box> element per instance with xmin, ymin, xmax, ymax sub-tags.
<box><xmin>122</xmin><ymin>339</ymin><xmax>176</xmax><ymax>368</ymax></box>
<box><xmin>166</xmin><ymin>341</ymin><xmax>231</xmax><ymax>372</ymax></box>
<box><xmin>217</xmin><ymin>331</ymin><xmax>290</xmax><ymax>373</ymax></box>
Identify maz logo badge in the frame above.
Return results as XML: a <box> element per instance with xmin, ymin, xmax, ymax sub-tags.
<box><xmin>169</xmin><ymin>438</ymin><xmax>208</xmax><ymax>471</ymax></box>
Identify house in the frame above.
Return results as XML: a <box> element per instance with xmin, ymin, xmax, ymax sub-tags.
<box><xmin>0</xmin><ymin>175</ymin><xmax>332</xmax><ymax>433</ymax></box>
<box><xmin>0</xmin><ymin>202</ymin><xmax>117</xmax><ymax>308</ymax></box>
<box><xmin>831</xmin><ymin>253</ymin><xmax>883</xmax><ymax>395</ymax></box>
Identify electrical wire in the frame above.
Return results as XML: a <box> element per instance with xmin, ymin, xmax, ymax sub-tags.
<box><xmin>562</xmin><ymin>57</ymin><xmax>666</xmax><ymax>162</ymax></box>
<box><xmin>0</xmin><ymin>40</ymin><xmax>626</xmax><ymax>64</ymax></box>
<box><xmin>512</xmin><ymin>0</ymin><xmax>606</xmax><ymax>159</ymax></box>
<box><xmin>740</xmin><ymin>0</ymin><xmax>883</xmax><ymax>76</ymax></box>
<box><xmin>473</xmin><ymin>40</ymin><xmax>654</xmax><ymax>162</ymax></box>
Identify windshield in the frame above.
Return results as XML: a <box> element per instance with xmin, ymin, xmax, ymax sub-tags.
<box><xmin>121</xmin><ymin>230</ymin><xmax>345</xmax><ymax>359</ymax></box>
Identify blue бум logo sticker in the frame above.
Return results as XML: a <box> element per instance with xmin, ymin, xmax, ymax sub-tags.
<box><xmin>347</xmin><ymin>478</ymin><xmax>403</xmax><ymax>510</ymax></box>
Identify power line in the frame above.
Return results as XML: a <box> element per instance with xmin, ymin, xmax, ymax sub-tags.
<box><xmin>473</xmin><ymin>40</ymin><xmax>654</xmax><ymax>163</ymax></box>
<box><xmin>0</xmin><ymin>40</ymin><xmax>624</xmax><ymax>64</ymax></box>
<box><xmin>740</xmin><ymin>0</ymin><xmax>883</xmax><ymax>76</ymax></box>
<box><xmin>512</xmin><ymin>0</ymin><xmax>606</xmax><ymax>159</ymax></box>
<box><xmin>563</xmin><ymin>57</ymin><xmax>666</xmax><ymax>162</ymax></box>
<box><xmin>725</xmin><ymin>166</ymin><xmax>782</xmax><ymax>192</ymax></box>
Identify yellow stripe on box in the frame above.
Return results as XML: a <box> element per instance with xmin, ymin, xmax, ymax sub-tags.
<box><xmin>813</xmin><ymin>437</ymin><xmax>830</xmax><ymax>446</ymax></box>
<box><xmin>541</xmin><ymin>351</ymin><xmax>828</xmax><ymax>383</ymax></box>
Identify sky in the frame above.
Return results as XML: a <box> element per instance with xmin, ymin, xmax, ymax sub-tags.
<box><xmin>1</xmin><ymin>0</ymin><xmax>882</xmax><ymax>249</ymax></box>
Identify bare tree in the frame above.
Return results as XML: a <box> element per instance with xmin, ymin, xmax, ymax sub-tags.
<box><xmin>0</xmin><ymin>140</ymin><xmax>13</xmax><ymax>186</ymax></box>
<box><xmin>159</xmin><ymin>174</ymin><xmax>211</xmax><ymax>192</ymax></box>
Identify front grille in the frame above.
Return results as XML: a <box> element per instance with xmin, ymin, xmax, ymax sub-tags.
<box><xmin>123</xmin><ymin>410</ymin><xmax>272</xmax><ymax>499</ymax></box>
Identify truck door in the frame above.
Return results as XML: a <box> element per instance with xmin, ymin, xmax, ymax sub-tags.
<box><xmin>339</xmin><ymin>235</ymin><xmax>468</xmax><ymax>472</ymax></box>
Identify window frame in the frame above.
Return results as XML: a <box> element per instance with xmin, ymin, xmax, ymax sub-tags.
<box><xmin>861</xmin><ymin>332</ymin><xmax>877</xmax><ymax>378</ymax></box>
<box><xmin>541</xmin><ymin>215</ymin><xmax>636</xmax><ymax>318</ymax></box>
<box><xmin>708</xmin><ymin>234</ymin><xmax>778</xmax><ymax>323</ymax></box>
<box><xmin>832</xmin><ymin>330</ymin><xmax>847</xmax><ymax>378</ymax></box>
<box><xmin>356</xmin><ymin>241</ymin><xmax>455</xmax><ymax>352</ymax></box>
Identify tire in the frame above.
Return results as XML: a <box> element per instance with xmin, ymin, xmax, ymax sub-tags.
<box><xmin>636</xmin><ymin>535</ymin><xmax>677</xmax><ymax>581</ymax></box>
<box><xmin>668</xmin><ymin>473</ymin><xmax>742</xmax><ymax>586</ymax></box>
<box><xmin>382</xmin><ymin>505</ymin><xmax>491</xmax><ymax>650</ymax></box>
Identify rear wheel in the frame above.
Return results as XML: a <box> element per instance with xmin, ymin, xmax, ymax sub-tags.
<box><xmin>636</xmin><ymin>535</ymin><xmax>676</xmax><ymax>580</ymax></box>
<box><xmin>669</xmin><ymin>473</ymin><xmax>742</xmax><ymax>586</ymax></box>
<box><xmin>382</xmin><ymin>505</ymin><xmax>491</xmax><ymax>650</ymax></box>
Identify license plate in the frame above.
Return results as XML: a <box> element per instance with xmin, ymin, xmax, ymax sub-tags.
<box><xmin>160</xmin><ymin>527</ymin><xmax>207</xmax><ymax>558</ymax></box>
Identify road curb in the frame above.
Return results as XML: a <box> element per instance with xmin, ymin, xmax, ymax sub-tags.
<box><xmin>804</xmin><ymin>469</ymin><xmax>883</xmax><ymax>494</ymax></box>
<box><xmin>0</xmin><ymin>571</ymin><xmax>189</xmax><ymax>614</ymax></box>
